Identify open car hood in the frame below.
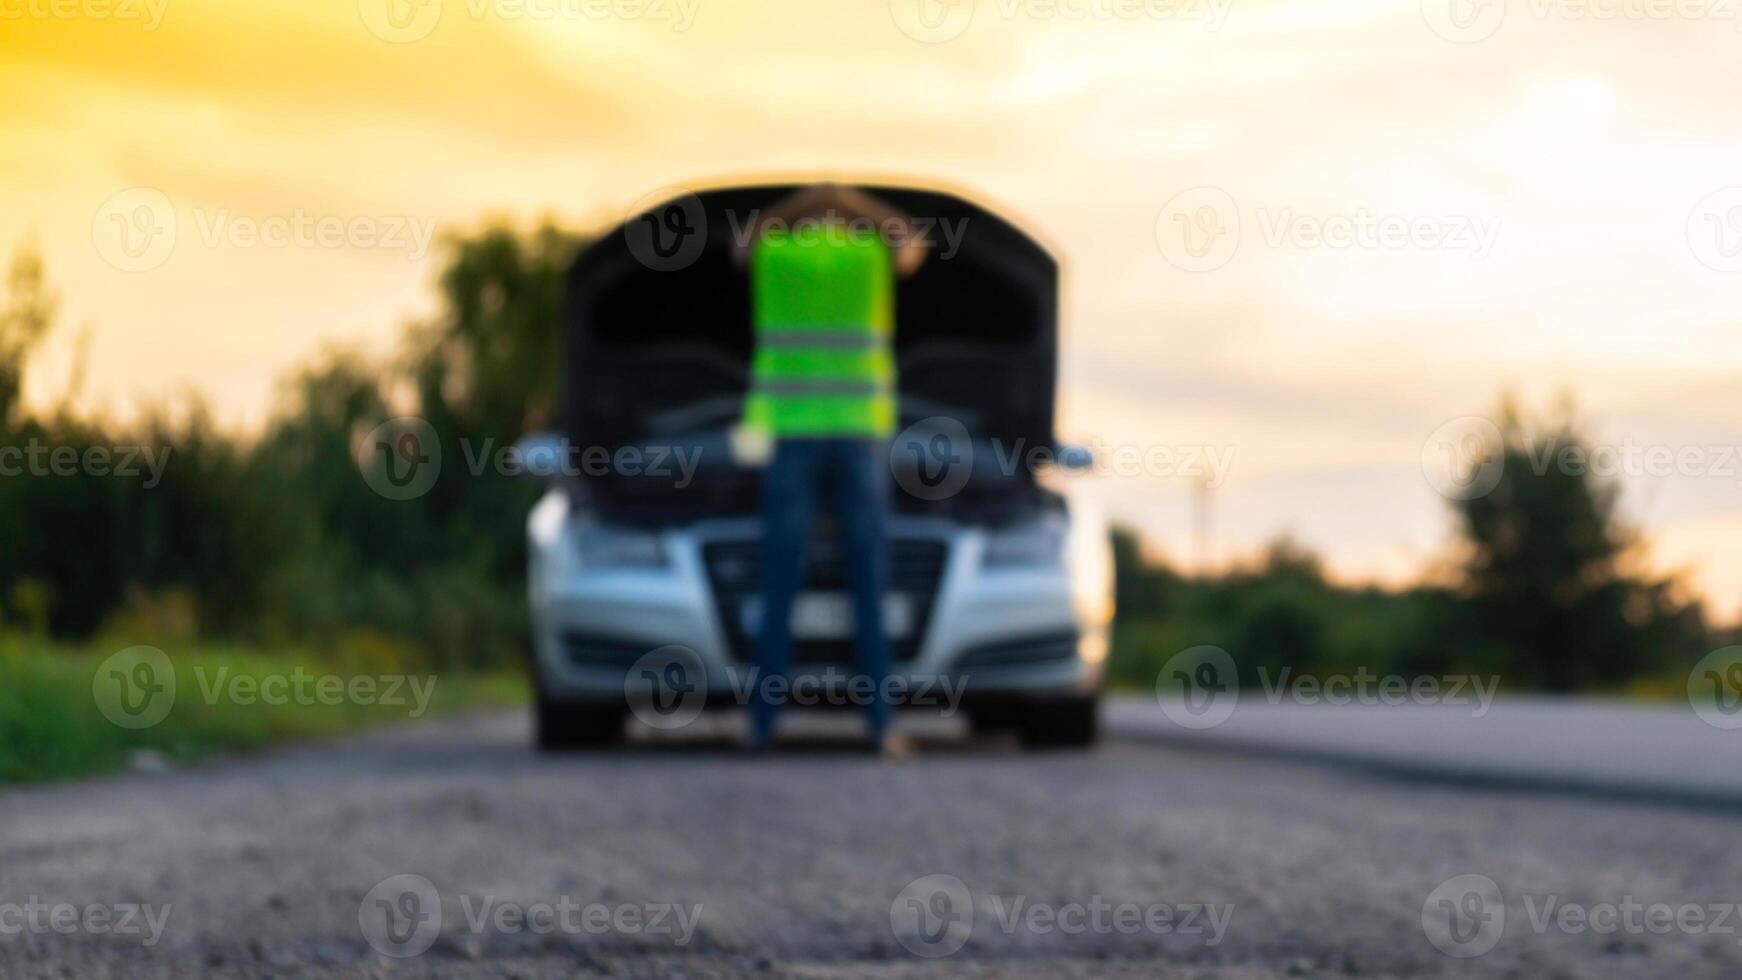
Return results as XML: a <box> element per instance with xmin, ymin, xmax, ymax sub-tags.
<box><xmin>561</xmin><ymin>183</ymin><xmax>1059</xmax><ymax>455</ymax></box>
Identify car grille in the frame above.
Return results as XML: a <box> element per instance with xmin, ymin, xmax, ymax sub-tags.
<box><xmin>560</xmin><ymin>633</ymin><xmax>658</xmax><ymax>668</ymax></box>
<box><xmin>702</xmin><ymin>535</ymin><xmax>948</xmax><ymax>664</ymax></box>
<box><xmin>954</xmin><ymin>632</ymin><xmax>1080</xmax><ymax>670</ymax></box>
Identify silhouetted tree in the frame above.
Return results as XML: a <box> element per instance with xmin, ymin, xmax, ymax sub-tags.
<box><xmin>1451</xmin><ymin>397</ymin><xmax>1706</xmax><ymax>689</ymax></box>
<box><xmin>0</xmin><ymin>246</ymin><xmax>55</xmax><ymax>425</ymax></box>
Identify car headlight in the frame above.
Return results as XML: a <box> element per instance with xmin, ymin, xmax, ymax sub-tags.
<box><xmin>981</xmin><ymin>518</ymin><xmax>1066</xmax><ymax>568</ymax></box>
<box><xmin>572</xmin><ymin>524</ymin><xmax>668</xmax><ymax>569</ymax></box>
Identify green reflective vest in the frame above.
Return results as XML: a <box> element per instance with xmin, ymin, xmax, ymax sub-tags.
<box><xmin>743</xmin><ymin>222</ymin><xmax>896</xmax><ymax>439</ymax></box>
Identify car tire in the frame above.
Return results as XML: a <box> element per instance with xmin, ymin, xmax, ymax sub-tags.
<box><xmin>534</xmin><ymin>693</ymin><xmax>625</xmax><ymax>751</ymax></box>
<box><xmin>1016</xmin><ymin>696</ymin><xmax>1100</xmax><ymax>750</ymax></box>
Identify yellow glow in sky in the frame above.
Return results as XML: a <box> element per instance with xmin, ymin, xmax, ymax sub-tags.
<box><xmin>5</xmin><ymin>0</ymin><xmax>1742</xmax><ymax>616</ymax></box>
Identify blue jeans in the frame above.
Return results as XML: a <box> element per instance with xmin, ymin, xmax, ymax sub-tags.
<box><xmin>751</xmin><ymin>438</ymin><xmax>892</xmax><ymax>743</ymax></box>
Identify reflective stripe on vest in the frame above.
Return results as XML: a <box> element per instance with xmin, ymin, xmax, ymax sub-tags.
<box><xmin>745</xmin><ymin>224</ymin><xmax>896</xmax><ymax>439</ymax></box>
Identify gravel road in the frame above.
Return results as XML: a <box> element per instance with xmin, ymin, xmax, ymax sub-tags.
<box><xmin>2</xmin><ymin>710</ymin><xmax>1739</xmax><ymax>979</ymax></box>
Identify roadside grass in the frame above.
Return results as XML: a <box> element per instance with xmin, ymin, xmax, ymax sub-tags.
<box><xmin>0</xmin><ymin>637</ymin><xmax>526</xmax><ymax>785</ymax></box>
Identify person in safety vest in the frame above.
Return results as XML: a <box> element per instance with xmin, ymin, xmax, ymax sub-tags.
<box><xmin>729</xmin><ymin>184</ymin><xmax>928</xmax><ymax>756</ymax></box>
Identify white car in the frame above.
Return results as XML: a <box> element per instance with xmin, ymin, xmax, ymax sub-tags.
<box><xmin>520</xmin><ymin>183</ymin><xmax>1113</xmax><ymax>749</ymax></box>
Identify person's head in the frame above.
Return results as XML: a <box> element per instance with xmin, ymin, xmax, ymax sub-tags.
<box><xmin>737</xmin><ymin>183</ymin><xmax>929</xmax><ymax>276</ymax></box>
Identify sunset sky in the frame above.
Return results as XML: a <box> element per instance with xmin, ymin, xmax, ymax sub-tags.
<box><xmin>5</xmin><ymin>0</ymin><xmax>1742</xmax><ymax>616</ymax></box>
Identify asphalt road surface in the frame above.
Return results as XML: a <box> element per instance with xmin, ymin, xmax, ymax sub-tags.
<box><xmin>2</xmin><ymin>709</ymin><xmax>1740</xmax><ymax>979</ymax></box>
